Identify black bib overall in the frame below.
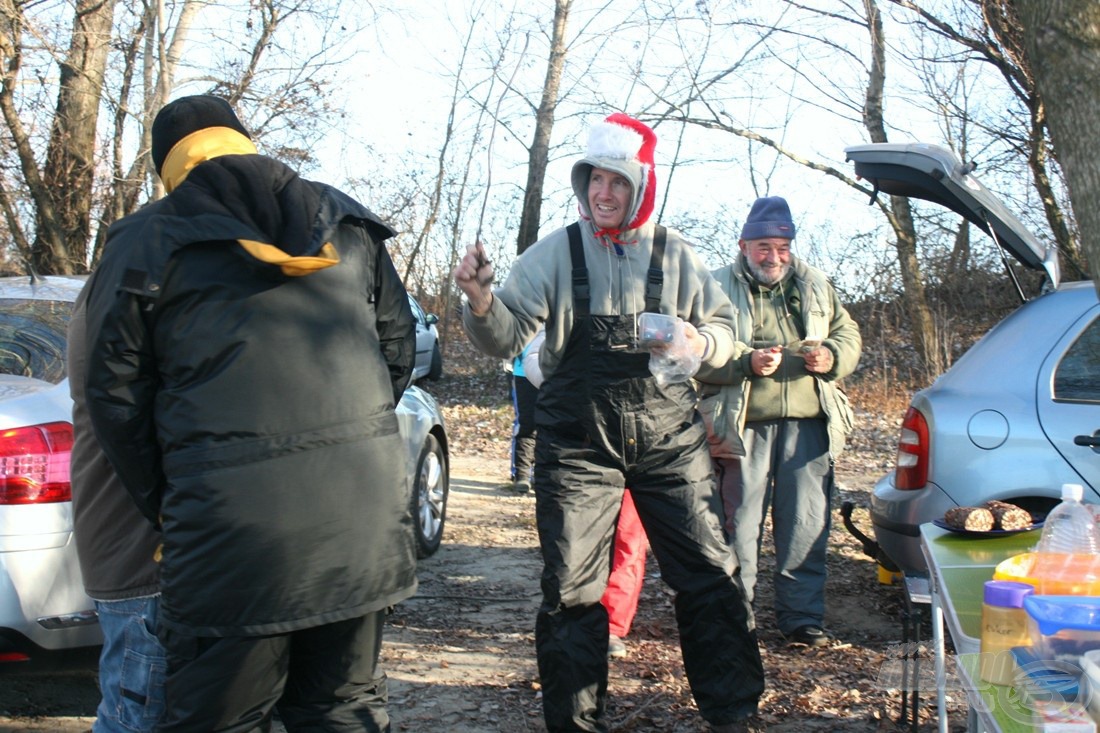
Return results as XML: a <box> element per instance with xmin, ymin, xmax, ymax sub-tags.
<box><xmin>532</xmin><ymin>224</ymin><xmax>766</xmax><ymax>732</ymax></box>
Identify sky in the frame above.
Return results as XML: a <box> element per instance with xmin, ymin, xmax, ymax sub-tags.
<box><xmin>170</xmin><ymin>0</ymin><xmax>1040</xmax><ymax>298</ymax></box>
<box><xmin>308</xmin><ymin>2</ymin><xmax>882</xmax><ymax>279</ymax></box>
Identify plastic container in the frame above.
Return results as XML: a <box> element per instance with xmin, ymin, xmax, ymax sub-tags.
<box><xmin>1024</xmin><ymin>595</ymin><xmax>1100</xmax><ymax>665</ymax></box>
<box><xmin>1012</xmin><ymin>646</ymin><xmax>1084</xmax><ymax>704</ymax></box>
<box><xmin>877</xmin><ymin>564</ymin><xmax>902</xmax><ymax>585</ymax></box>
<box><xmin>1080</xmin><ymin>649</ymin><xmax>1100</xmax><ymax>721</ymax></box>
<box><xmin>994</xmin><ymin>552</ymin><xmax>1100</xmax><ymax>596</ymax></box>
<box><xmin>1030</xmin><ymin>700</ymin><xmax>1096</xmax><ymax>731</ymax></box>
<box><xmin>1035</xmin><ymin>484</ymin><xmax>1100</xmax><ymax>555</ymax></box>
<box><xmin>979</xmin><ymin>580</ymin><xmax>1034</xmax><ymax>685</ymax></box>
<box><xmin>637</xmin><ymin>312</ymin><xmax>678</xmax><ymax>347</ymax></box>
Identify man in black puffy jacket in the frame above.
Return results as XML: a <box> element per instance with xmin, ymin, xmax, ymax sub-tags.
<box><xmin>83</xmin><ymin>95</ymin><xmax>416</xmax><ymax>732</ymax></box>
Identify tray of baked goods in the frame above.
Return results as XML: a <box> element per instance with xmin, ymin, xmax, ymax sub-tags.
<box><xmin>932</xmin><ymin>500</ymin><xmax>1044</xmax><ymax>537</ymax></box>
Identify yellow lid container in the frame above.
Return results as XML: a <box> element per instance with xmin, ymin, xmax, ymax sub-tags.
<box><xmin>993</xmin><ymin>552</ymin><xmax>1100</xmax><ymax>597</ymax></box>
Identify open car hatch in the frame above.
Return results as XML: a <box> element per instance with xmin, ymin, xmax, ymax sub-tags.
<box><xmin>844</xmin><ymin>142</ymin><xmax>1060</xmax><ymax>288</ymax></box>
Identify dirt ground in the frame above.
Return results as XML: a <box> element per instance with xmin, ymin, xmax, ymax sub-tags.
<box><xmin>378</xmin><ymin>451</ymin><xmax>970</xmax><ymax>733</ymax></box>
<box><xmin>0</xmin><ymin>404</ymin><xmax>971</xmax><ymax>732</ymax></box>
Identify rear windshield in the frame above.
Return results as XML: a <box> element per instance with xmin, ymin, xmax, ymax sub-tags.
<box><xmin>0</xmin><ymin>298</ymin><xmax>70</xmax><ymax>384</ymax></box>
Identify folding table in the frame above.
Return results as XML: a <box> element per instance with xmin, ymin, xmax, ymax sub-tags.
<box><xmin>919</xmin><ymin>522</ymin><xmax>1042</xmax><ymax>732</ymax></box>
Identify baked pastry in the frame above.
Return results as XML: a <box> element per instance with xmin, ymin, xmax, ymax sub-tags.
<box><xmin>943</xmin><ymin>506</ymin><xmax>995</xmax><ymax>532</ymax></box>
<box><xmin>984</xmin><ymin>500</ymin><xmax>1032</xmax><ymax>530</ymax></box>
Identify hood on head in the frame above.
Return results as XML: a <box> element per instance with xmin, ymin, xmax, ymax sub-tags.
<box><xmin>570</xmin><ymin>113</ymin><xmax>657</xmax><ymax>232</ymax></box>
<box><xmin>152</xmin><ymin>94</ymin><xmax>255</xmax><ymax>191</ymax></box>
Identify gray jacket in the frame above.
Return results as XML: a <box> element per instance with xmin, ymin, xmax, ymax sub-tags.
<box><xmin>69</xmin><ymin>279</ymin><xmax>161</xmax><ymax>601</ymax></box>
<box><xmin>697</xmin><ymin>256</ymin><xmax>860</xmax><ymax>460</ymax></box>
<box><xmin>462</xmin><ymin>219</ymin><xmax>736</xmax><ymax>376</ymax></box>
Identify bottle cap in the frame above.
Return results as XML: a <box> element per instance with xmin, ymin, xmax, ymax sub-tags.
<box><xmin>984</xmin><ymin>580</ymin><xmax>1034</xmax><ymax>608</ymax></box>
<box><xmin>1062</xmin><ymin>483</ymin><xmax>1085</xmax><ymax>501</ymax></box>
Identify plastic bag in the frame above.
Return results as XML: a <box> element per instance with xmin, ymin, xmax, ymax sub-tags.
<box><xmin>640</xmin><ymin>314</ymin><xmax>701</xmax><ymax>386</ymax></box>
<box><xmin>521</xmin><ymin>329</ymin><xmax>546</xmax><ymax>388</ymax></box>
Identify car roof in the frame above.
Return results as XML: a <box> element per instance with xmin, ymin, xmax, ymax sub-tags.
<box><xmin>0</xmin><ymin>274</ymin><xmax>86</xmax><ymax>302</ymax></box>
<box><xmin>844</xmin><ymin>142</ymin><xmax>1060</xmax><ymax>287</ymax></box>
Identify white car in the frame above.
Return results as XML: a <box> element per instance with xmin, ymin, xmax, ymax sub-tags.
<box><xmin>0</xmin><ymin>275</ymin><xmax>448</xmax><ymax>662</ymax></box>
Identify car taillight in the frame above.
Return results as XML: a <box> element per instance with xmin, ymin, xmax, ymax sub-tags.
<box><xmin>894</xmin><ymin>407</ymin><xmax>929</xmax><ymax>490</ymax></box>
<box><xmin>0</xmin><ymin>422</ymin><xmax>73</xmax><ymax>505</ymax></box>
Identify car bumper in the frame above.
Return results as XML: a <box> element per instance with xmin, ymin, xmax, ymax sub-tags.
<box><xmin>0</xmin><ymin>536</ymin><xmax>102</xmax><ymax>656</ymax></box>
<box><xmin>870</xmin><ymin>472</ymin><xmax>956</xmax><ymax>577</ymax></box>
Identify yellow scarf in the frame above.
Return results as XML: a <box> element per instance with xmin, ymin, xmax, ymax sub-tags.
<box><xmin>159</xmin><ymin>127</ymin><xmax>258</xmax><ymax>193</ymax></box>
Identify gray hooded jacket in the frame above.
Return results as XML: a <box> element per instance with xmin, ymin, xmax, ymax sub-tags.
<box><xmin>463</xmin><ymin>132</ymin><xmax>736</xmax><ymax>374</ymax></box>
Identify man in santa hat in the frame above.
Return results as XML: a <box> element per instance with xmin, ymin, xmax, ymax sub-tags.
<box><xmin>454</xmin><ymin>113</ymin><xmax>766</xmax><ymax>733</ymax></box>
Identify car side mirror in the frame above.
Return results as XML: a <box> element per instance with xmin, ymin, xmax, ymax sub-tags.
<box><xmin>425</xmin><ymin>313</ymin><xmax>439</xmax><ymax>326</ymax></box>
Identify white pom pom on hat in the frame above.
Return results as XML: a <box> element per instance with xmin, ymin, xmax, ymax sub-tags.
<box><xmin>573</xmin><ymin>113</ymin><xmax>657</xmax><ymax>231</ymax></box>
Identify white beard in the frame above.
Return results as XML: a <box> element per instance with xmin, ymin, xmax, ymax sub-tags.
<box><xmin>746</xmin><ymin>259</ymin><xmax>790</xmax><ymax>286</ymax></box>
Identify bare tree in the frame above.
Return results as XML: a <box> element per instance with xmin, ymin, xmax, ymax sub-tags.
<box><xmin>1004</xmin><ymin>0</ymin><xmax>1100</xmax><ymax>295</ymax></box>
<box><xmin>3</xmin><ymin>0</ymin><xmax>372</xmax><ymax>273</ymax></box>
<box><xmin>515</xmin><ymin>0</ymin><xmax>571</xmax><ymax>254</ymax></box>
<box><xmin>396</xmin><ymin>13</ymin><xmax>482</xmax><ymax>289</ymax></box>
<box><xmin>861</xmin><ymin>0</ymin><xmax>940</xmax><ymax>375</ymax></box>
<box><xmin>95</xmin><ymin>0</ymin><xmax>208</xmax><ymax>262</ymax></box>
<box><xmin>0</xmin><ymin>0</ymin><xmax>117</xmax><ymax>274</ymax></box>
<box><xmin>887</xmin><ymin>0</ymin><xmax>1084</xmax><ymax>280</ymax></box>
<box><xmin>645</xmin><ymin>0</ymin><xmax>944</xmax><ymax>375</ymax></box>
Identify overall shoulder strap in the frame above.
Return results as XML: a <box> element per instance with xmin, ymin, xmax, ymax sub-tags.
<box><xmin>644</xmin><ymin>225</ymin><xmax>666</xmax><ymax>312</ymax></box>
<box><xmin>567</xmin><ymin>223</ymin><xmax>589</xmax><ymax>318</ymax></box>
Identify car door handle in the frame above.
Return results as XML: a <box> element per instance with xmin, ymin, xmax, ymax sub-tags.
<box><xmin>1074</xmin><ymin>434</ymin><xmax>1100</xmax><ymax>447</ymax></box>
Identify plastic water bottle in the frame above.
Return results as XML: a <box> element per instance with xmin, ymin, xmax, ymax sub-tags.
<box><xmin>1035</xmin><ymin>483</ymin><xmax>1100</xmax><ymax>555</ymax></box>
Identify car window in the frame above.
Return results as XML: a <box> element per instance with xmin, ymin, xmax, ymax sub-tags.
<box><xmin>408</xmin><ymin>296</ymin><xmax>427</xmax><ymax>328</ymax></box>
<box><xmin>0</xmin><ymin>298</ymin><xmax>70</xmax><ymax>384</ymax></box>
<box><xmin>404</xmin><ymin>294</ymin><xmax>420</xmax><ymax>323</ymax></box>
<box><xmin>1053</xmin><ymin>315</ymin><xmax>1100</xmax><ymax>403</ymax></box>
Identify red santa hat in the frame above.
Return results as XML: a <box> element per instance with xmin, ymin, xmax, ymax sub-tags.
<box><xmin>570</xmin><ymin>113</ymin><xmax>658</xmax><ymax>231</ymax></box>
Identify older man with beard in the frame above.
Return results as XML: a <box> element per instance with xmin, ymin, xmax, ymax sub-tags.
<box><xmin>696</xmin><ymin>196</ymin><xmax>862</xmax><ymax>650</ymax></box>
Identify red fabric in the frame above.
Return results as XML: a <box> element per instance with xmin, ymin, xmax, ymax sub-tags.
<box><xmin>601</xmin><ymin>489</ymin><xmax>649</xmax><ymax>637</ymax></box>
<box><xmin>601</xmin><ymin>113</ymin><xmax>657</xmax><ymax>230</ymax></box>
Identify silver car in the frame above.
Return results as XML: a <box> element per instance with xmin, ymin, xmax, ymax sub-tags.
<box><xmin>408</xmin><ymin>294</ymin><xmax>443</xmax><ymax>382</ymax></box>
<box><xmin>0</xmin><ymin>275</ymin><xmax>448</xmax><ymax>661</ymax></box>
<box><xmin>844</xmin><ymin>143</ymin><xmax>1100</xmax><ymax>577</ymax></box>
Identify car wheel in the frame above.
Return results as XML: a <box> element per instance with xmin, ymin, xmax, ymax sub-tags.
<box><xmin>411</xmin><ymin>433</ymin><xmax>448</xmax><ymax>558</ymax></box>
<box><xmin>427</xmin><ymin>342</ymin><xmax>443</xmax><ymax>381</ymax></box>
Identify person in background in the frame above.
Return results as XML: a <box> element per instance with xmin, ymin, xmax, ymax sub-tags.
<box><xmin>601</xmin><ymin>489</ymin><xmax>648</xmax><ymax>660</ymax></box>
<box><xmin>454</xmin><ymin>112</ymin><xmax>765</xmax><ymax>733</ymax></box>
<box><xmin>508</xmin><ymin>329</ymin><xmax>541</xmax><ymax>494</ymax></box>
<box><xmin>697</xmin><ymin>196</ymin><xmax>861</xmax><ymax>649</ymax></box>
<box><xmin>82</xmin><ymin>94</ymin><xmax>416</xmax><ymax>731</ymax></box>
<box><xmin>70</xmin><ymin>279</ymin><xmax>165</xmax><ymax>731</ymax></box>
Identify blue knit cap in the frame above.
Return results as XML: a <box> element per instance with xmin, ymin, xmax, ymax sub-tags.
<box><xmin>740</xmin><ymin>196</ymin><xmax>796</xmax><ymax>240</ymax></box>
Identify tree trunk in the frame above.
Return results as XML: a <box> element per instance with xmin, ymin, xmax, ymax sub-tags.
<box><xmin>863</xmin><ymin>0</ymin><xmax>940</xmax><ymax>377</ymax></box>
<box><xmin>1009</xmin><ymin>0</ymin><xmax>1100</xmax><ymax>295</ymax></box>
<box><xmin>35</xmin><ymin>0</ymin><xmax>117</xmax><ymax>274</ymax></box>
<box><xmin>91</xmin><ymin>0</ymin><xmax>206</xmax><ymax>266</ymax></box>
<box><xmin>515</xmin><ymin>0</ymin><xmax>571</xmax><ymax>255</ymax></box>
<box><xmin>980</xmin><ymin>0</ymin><xmax>1083</xmax><ymax>280</ymax></box>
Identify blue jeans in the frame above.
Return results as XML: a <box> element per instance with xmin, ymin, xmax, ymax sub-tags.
<box><xmin>94</xmin><ymin>595</ymin><xmax>167</xmax><ymax>733</ymax></box>
<box><xmin>715</xmin><ymin>418</ymin><xmax>833</xmax><ymax>635</ymax></box>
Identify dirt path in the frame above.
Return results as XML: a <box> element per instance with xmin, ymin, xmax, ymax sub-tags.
<box><xmin>0</xmin><ymin>452</ymin><xmax>967</xmax><ymax>732</ymax></box>
<box><xmin>382</xmin><ymin>453</ymin><xmax>967</xmax><ymax>732</ymax></box>
<box><xmin>381</xmin><ymin>457</ymin><xmax>543</xmax><ymax>731</ymax></box>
